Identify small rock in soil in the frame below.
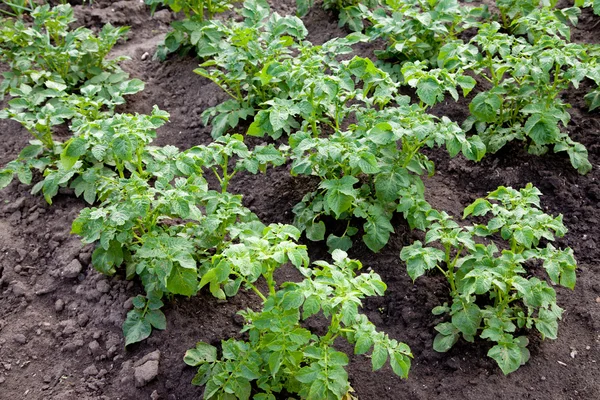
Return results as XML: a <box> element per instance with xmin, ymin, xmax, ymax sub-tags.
<box><xmin>88</xmin><ymin>340</ymin><xmax>101</xmax><ymax>356</ymax></box>
<box><xmin>83</xmin><ymin>365</ymin><xmax>99</xmax><ymax>377</ymax></box>
<box><xmin>96</xmin><ymin>280</ymin><xmax>110</xmax><ymax>294</ymax></box>
<box><xmin>79</xmin><ymin>251</ymin><xmax>92</xmax><ymax>266</ymax></box>
<box><xmin>62</xmin><ymin>259</ymin><xmax>83</xmax><ymax>279</ymax></box>
<box><xmin>5</xmin><ymin>196</ymin><xmax>25</xmax><ymax>213</ymax></box>
<box><xmin>55</xmin><ymin>299</ymin><xmax>65</xmax><ymax>312</ymax></box>
<box><xmin>61</xmin><ymin>319</ymin><xmax>78</xmax><ymax>335</ymax></box>
<box><xmin>134</xmin><ymin>360</ymin><xmax>159</xmax><ymax>388</ymax></box>
<box><xmin>13</xmin><ymin>334</ymin><xmax>27</xmax><ymax>344</ymax></box>
<box><xmin>77</xmin><ymin>313</ymin><xmax>89</xmax><ymax>327</ymax></box>
<box><xmin>62</xmin><ymin>339</ymin><xmax>84</xmax><ymax>352</ymax></box>
<box><xmin>123</xmin><ymin>297</ymin><xmax>134</xmax><ymax>310</ymax></box>
<box><xmin>134</xmin><ymin>350</ymin><xmax>160</xmax><ymax>367</ymax></box>
<box><xmin>151</xmin><ymin>390</ymin><xmax>160</xmax><ymax>400</ymax></box>
<box><xmin>153</xmin><ymin>9</ymin><xmax>171</xmax><ymax>23</ymax></box>
<box><xmin>11</xmin><ymin>281</ymin><xmax>32</xmax><ymax>297</ymax></box>
<box><xmin>0</xmin><ymin>376</ymin><xmax>5</xmax><ymax>384</ymax></box>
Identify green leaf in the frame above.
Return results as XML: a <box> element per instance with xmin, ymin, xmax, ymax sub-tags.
<box><xmin>371</xmin><ymin>342</ymin><xmax>388</xmax><ymax>371</ymax></box>
<box><xmin>400</xmin><ymin>242</ymin><xmax>445</xmax><ymax>281</ymax></box>
<box><xmin>45</xmin><ymin>81</ymin><xmax>67</xmax><ymax>91</ymax></box>
<box><xmin>166</xmin><ymin>265</ymin><xmax>198</xmax><ymax>296</ymax></box>
<box><xmin>535</xmin><ymin>308</ymin><xmax>560</xmax><ymax>339</ymax></box>
<box><xmin>91</xmin><ymin>241</ymin><xmax>123</xmax><ymax>275</ymax></box>
<box><xmin>145</xmin><ymin>309</ymin><xmax>167</xmax><ymax>330</ymax></box>
<box><xmin>0</xmin><ymin>170</ymin><xmax>14</xmax><ymax>189</ymax></box>
<box><xmin>488</xmin><ymin>341</ymin><xmax>522</xmax><ymax>375</ymax></box>
<box><xmin>433</xmin><ymin>332</ymin><xmax>459</xmax><ymax>352</ymax></box>
<box><xmin>451</xmin><ymin>303</ymin><xmax>481</xmax><ymax>337</ymax></box>
<box><xmin>513</xmin><ymin>227</ymin><xmax>535</xmax><ymax>248</ymax></box>
<box><xmin>320</xmin><ymin>176</ymin><xmax>358</xmax><ymax>218</ymax></box>
<box><xmin>282</xmin><ymin>291</ymin><xmax>304</xmax><ymax>310</ymax></box>
<box><xmin>565</xmin><ymin>141</ymin><xmax>592</xmax><ymax>175</ymax></box>
<box><xmin>354</xmin><ymin>334</ymin><xmax>374</xmax><ymax>355</ymax></box>
<box><xmin>389</xmin><ymin>351</ymin><xmax>411</xmax><ymax>378</ymax></box>
<box><xmin>585</xmin><ymin>89</ymin><xmax>600</xmax><ymax>111</ymax></box>
<box><xmin>456</xmin><ymin>75</ymin><xmax>477</xmax><ymax>97</ymax></box>
<box><xmin>123</xmin><ymin>312</ymin><xmax>152</xmax><ymax>346</ymax></box>
<box><xmin>61</xmin><ymin>137</ymin><xmax>88</xmax><ymax>169</ymax></box>
<box><xmin>416</xmin><ymin>78</ymin><xmax>443</xmax><ymax>106</ymax></box>
<box><xmin>326</xmin><ymin>234</ymin><xmax>353</xmax><ymax>253</ymax></box>
<box><xmin>184</xmin><ymin>342</ymin><xmax>218</xmax><ymax>366</ymax></box>
<box><xmin>470</xmin><ymin>92</ymin><xmax>502</xmax><ymax>123</ymax></box>
<box><xmin>463</xmin><ymin>198</ymin><xmax>491</xmax><ymax>218</ymax></box>
<box><xmin>524</xmin><ymin>114</ymin><xmax>560</xmax><ymax>145</ymax></box>
<box><xmin>306</xmin><ymin>221</ymin><xmax>326</xmax><ymax>241</ymax></box>
<box><xmin>363</xmin><ymin>210</ymin><xmax>394</xmax><ymax>252</ymax></box>
<box><xmin>113</xmin><ymin>136</ymin><xmax>133</xmax><ymax>161</ymax></box>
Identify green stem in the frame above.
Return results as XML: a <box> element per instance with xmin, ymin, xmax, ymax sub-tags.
<box><xmin>487</xmin><ymin>53</ymin><xmax>498</xmax><ymax>85</ymax></box>
<box><xmin>207</xmin><ymin>0</ymin><xmax>213</xmax><ymax>19</ymax></box>
<box><xmin>241</xmin><ymin>278</ymin><xmax>267</xmax><ymax>302</ymax></box>
<box><xmin>322</xmin><ymin>314</ymin><xmax>340</xmax><ymax>345</ymax></box>
<box><xmin>444</xmin><ymin>243</ymin><xmax>457</xmax><ymax>295</ymax></box>
<box><xmin>549</xmin><ymin>63</ymin><xmax>562</xmax><ymax>100</ymax></box>
<box><xmin>265</xmin><ymin>266</ymin><xmax>276</xmax><ymax>297</ymax></box>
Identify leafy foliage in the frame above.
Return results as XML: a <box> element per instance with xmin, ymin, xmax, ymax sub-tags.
<box><xmin>365</xmin><ymin>0</ymin><xmax>488</xmax><ymax>66</ymax></box>
<box><xmin>0</xmin><ymin>3</ymin><xmax>146</xmax><ymax>198</ymax></box>
<box><xmin>575</xmin><ymin>0</ymin><xmax>600</xmax><ymax>15</ymax></box>
<box><xmin>400</xmin><ymin>184</ymin><xmax>577</xmax><ymax>374</ymax></box>
<box><xmin>291</xmin><ymin>99</ymin><xmax>485</xmax><ymax>252</ymax></box>
<box><xmin>152</xmin><ymin>0</ymin><xmax>257</xmax><ymax>59</ymax></box>
<box><xmin>71</xmin><ymin>133</ymin><xmax>287</xmax><ymax>345</ymax></box>
<box><xmin>296</xmin><ymin>0</ymin><xmax>380</xmax><ymax>31</ymax></box>
<box><xmin>185</xmin><ymin>250</ymin><xmax>412</xmax><ymax>399</ymax></box>
<box><xmin>0</xmin><ymin>4</ymin><xmax>139</xmax><ymax>103</ymax></box>
<box><xmin>145</xmin><ymin>0</ymin><xmax>234</xmax><ymax>19</ymax></box>
<box><xmin>463</xmin><ymin>22</ymin><xmax>594</xmax><ymax>173</ymax></box>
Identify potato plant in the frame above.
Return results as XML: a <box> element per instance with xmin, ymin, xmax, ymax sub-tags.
<box><xmin>247</xmin><ymin>54</ymin><xmax>398</xmax><ymax>139</ymax></box>
<box><xmin>71</xmin><ymin>133</ymin><xmax>288</xmax><ymax>344</ymax></box>
<box><xmin>464</xmin><ymin>22</ymin><xmax>594</xmax><ymax>174</ymax></box>
<box><xmin>0</xmin><ymin>3</ymin><xmax>145</xmax><ymax>194</ymax></box>
<box><xmin>145</xmin><ymin>0</ymin><xmax>236</xmax><ymax>59</ymax></box>
<box><xmin>186</xmin><ymin>250</ymin><xmax>412</xmax><ymax>400</ymax></box>
<box><xmin>576</xmin><ymin>0</ymin><xmax>600</xmax><ymax>15</ymax></box>
<box><xmin>296</xmin><ymin>0</ymin><xmax>380</xmax><ymax>31</ymax></box>
<box><xmin>0</xmin><ymin>4</ymin><xmax>140</xmax><ymax>100</ymax></box>
<box><xmin>400</xmin><ymin>184</ymin><xmax>577</xmax><ymax>374</ymax></box>
<box><xmin>290</xmin><ymin>99</ymin><xmax>485</xmax><ymax>252</ymax></box>
<box><xmin>365</xmin><ymin>0</ymin><xmax>487</xmax><ymax>66</ymax></box>
<box><xmin>0</xmin><ymin>107</ymin><xmax>168</xmax><ymax>204</ymax></box>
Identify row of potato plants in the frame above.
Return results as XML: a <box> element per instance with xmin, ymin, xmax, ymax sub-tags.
<box><xmin>154</xmin><ymin>0</ymin><xmax>581</xmax><ymax>382</ymax></box>
<box><xmin>361</xmin><ymin>0</ymin><xmax>600</xmax><ymax>174</ymax></box>
<box><xmin>156</xmin><ymin>0</ymin><xmax>600</xmax><ymax>174</ymax></box>
<box><xmin>0</xmin><ymin>3</ymin><xmax>414</xmax><ymax>399</ymax></box>
<box><xmin>0</xmin><ymin>0</ymin><xmax>583</xmax><ymax>396</ymax></box>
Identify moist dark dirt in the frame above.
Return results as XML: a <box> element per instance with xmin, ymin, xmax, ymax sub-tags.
<box><xmin>1</xmin><ymin>1</ymin><xmax>599</xmax><ymax>400</ymax></box>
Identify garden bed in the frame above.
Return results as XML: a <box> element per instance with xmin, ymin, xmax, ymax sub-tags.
<box><xmin>0</xmin><ymin>1</ymin><xmax>599</xmax><ymax>399</ymax></box>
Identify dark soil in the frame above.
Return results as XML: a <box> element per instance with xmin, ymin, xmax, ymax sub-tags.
<box><xmin>1</xmin><ymin>1</ymin><xmax>599</xmax><ymax>400</ymax></box>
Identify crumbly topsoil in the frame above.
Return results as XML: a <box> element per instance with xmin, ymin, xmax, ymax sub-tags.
<box><xmin>0</xmin><ymin>1</ymin><xmax>599</xmax><ymax>399</ymax></box>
